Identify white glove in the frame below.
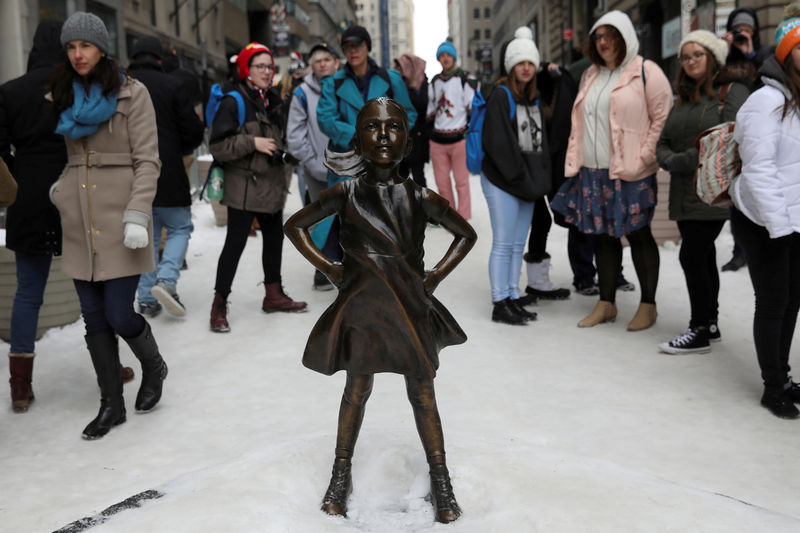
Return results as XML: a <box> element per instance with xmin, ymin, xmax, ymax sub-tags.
<box><xmin>123</xmin><ymin>222</ymin><xmax>149</xmax><ymax>249</ymax></box>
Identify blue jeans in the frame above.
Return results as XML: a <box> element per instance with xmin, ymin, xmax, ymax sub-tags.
<box><xmin>74</xmin><ymin>275</ymin><xmax>145</xmax><ymax>338</ymax></box>
<box><xmin>9</xmin><ymin>252</ymin><xmax>53</xmax><ymax>353</ymax></box>
<box><xmin>481</xmin><ymin>174</ymin><xmax>534</xmax><ymax>302</ymax></box>
<box><xmin>137</xmin><ymin>206</ymin><xmax>193</xmax><ymax>305</ymax></box>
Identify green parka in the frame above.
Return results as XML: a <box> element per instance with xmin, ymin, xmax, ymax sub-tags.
<box><xmin>656</xmin><ymin>79</ymin><xmax>748</xmax><ymax>221</ymax></box>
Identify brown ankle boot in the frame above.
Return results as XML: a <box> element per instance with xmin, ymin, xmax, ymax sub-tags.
<box><xmin>627</xmin><ymin>302</ymin><xmax>657</xmax><ymax>331</ymax></box>
<box><xmin>577</xmin><ymin>301</ymin><xmax>617</xmax><ymax>328</ymax></box>
<box><xmin>9</xmin><ymin>353</ymin><xmax>35</xmax><ymax>413</ymax></box>
<box><xmin>210</xmin><ymin>293</ymin><xmax>230</xmax><ymax>333</ymax></box>
<box><xmin>262</xmin><ymin>282</ymin><xmax>307</xmax><ymax>313</ymax></box>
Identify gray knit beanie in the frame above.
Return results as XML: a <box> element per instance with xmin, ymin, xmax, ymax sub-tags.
<box><xmin>60</xmin><ymin>12</ymin><xmax>110</xmax><ymax>54</ymax></box>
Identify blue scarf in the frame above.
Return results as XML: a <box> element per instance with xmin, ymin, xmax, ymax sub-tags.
<box><xmin>56</xmin><ymin>81</ymin><xmax>118</xmax><ymax>140</ymax></box>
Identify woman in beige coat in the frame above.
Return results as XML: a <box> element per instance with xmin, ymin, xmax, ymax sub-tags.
<box><xmin>49</xmin><ymin>12</ymin><xmax>167</xmax><ymax>439</ymax></box>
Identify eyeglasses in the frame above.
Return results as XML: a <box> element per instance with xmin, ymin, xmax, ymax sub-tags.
<box><xmin>592</xmin><ymin>32</ymin><xmax>615</xmax><ymax>43</ymax></box>
<box><xmin>679</xmin><ymin>52</ymin><xmax>706</xmax><ymax>64</ymax></box>
<box><xmin>251</xmin><ymin>63</ymin><xmax>274</xmax><ymax>72</ymax></box>
<box><xmin>342</xmin><ymin>41</ymin><xmax>363</xmax><ymax>53</ymax></box>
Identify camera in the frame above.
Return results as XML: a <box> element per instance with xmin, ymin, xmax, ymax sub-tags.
<box><xmin>733</xmin><ymin>28</ymin><xmax>748</xmax><ymax>46</ymax></box>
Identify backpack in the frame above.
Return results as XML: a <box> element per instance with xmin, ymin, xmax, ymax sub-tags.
<box><xmin>466</xmin><ymin>85</ymin><xmax>515</xmax><ymax>175</ymax></box>
<box><xmin>693</xmin><ymin>84</ymin><xmax>738</xmax><ymax>208</ymax></box>
<box><xmin>200</xmin><ymin>84</ymin><xmax>246</xmax><ymax>201</ymax></box>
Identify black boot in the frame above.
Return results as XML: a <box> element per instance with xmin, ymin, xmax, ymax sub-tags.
<box><xmin>123</xmin><ymin>321</ymin><xmax>168</xmax><ymax>412</ymax></box>
<box><xmin>429</xmin><ymin>464</ymin><xmax>461</xmax><ymax>523</ymax></box>
<box><xmin>509</xmin><ymin>299</ymin><xmax>538</xmax><ymax>321</ymax></box>
<box><xmin>321</xmin><ymin>458</ymin><xmax>352</xmax><ymax>516</ymax></box>
<box><xmin>761</xmin><ymin>387</ymin><xmax>800</xmax><ymax>419</ymax></box>
<box><xmin>491</xmin><ymin>298</ymin><xmax>527</xmax><ymax>325</ymax></box>
<box><xmin>83</xmin><ymin>332</ymin><xmax>126</xmax><ymax>440</ymax></box>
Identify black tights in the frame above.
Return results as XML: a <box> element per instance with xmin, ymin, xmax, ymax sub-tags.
<box><xmin>596</xmin><ymin>225</ymin><xmax>659</xmax><ymax>303</ymax></box>
<box><xmin>214</xmin><ymin>206</ymin><xmax>284</xmax><ymax>297</ymax></box>
<box><xmin>334</xmin><ymin>373</ymin><xmax>446</xmax><ymax>467</ymax></box>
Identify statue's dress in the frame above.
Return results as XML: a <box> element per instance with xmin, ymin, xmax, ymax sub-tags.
<box><xmin>303</xmin><ymin>178</ymin><xmax>467</xmax><ymax>379</ymax></box>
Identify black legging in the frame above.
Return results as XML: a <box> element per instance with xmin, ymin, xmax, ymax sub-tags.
<box><xmin>527</xmin><ymin>196</ymin><xmax>551</xmax><ymax>262</ymax></box>
<box><xmin>596</xmin><ymin>225</ymin><xmax>659</xmax><ymax>303</ymax></box>
<box><xmin>214</xmin><ymin>206</ymin><xmax>284</xmax><ymax>298</ymax></box>
<box><xmin>731</xmin><ymin>208</ymin><xmax>800</xmax><ymax>390</ymax></box>
<box><xmin>676</xmin><ymin>219</ymin><xmax>725</xmax><ymax>328</ymax></box>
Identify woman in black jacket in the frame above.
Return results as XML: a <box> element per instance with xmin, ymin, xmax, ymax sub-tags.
<box><xmin>481</xmin><ymin>27</ymin><xmax>550</xmax><ymax>325</ymax></box>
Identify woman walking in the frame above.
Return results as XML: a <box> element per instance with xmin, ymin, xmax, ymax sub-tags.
<box><xmin>657</xmin><ymin>31</ymin><xmax>748</xmax><ymax>354</ymax></box>
<box><xmin>49</xmin><ymin>12</ymin><xmax>167</xmax><ymax>439</ymax></box>
<box><xmin>551</xmin><ymin>10</ymin><xmax>672</xmax><ymax>330</ymax></box>
<box><xmin>481</xmin><ymin>27</ymin><xmax>550</xmax><ymax>325</ymax></box>
<box><xmin>730</xmin><ymin>4</ymin><xmax>800</xmax><ymax>418</ymax></box>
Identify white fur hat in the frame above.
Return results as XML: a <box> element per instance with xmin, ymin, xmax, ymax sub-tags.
<box><xmin>504</xmin><ymin>26</ymin><xmax>540</xmax><ymax>73</ymax></box>
<box><xmin>679</xmin><ymin>29</ymin><xmax>728</xmax><ymax>67</ymax></box>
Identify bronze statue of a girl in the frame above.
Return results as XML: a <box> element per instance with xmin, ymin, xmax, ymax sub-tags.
<box><xmin>285</xmin><ymin>97</ymin><xmax>476</xmax><ymax>523</ymax></box>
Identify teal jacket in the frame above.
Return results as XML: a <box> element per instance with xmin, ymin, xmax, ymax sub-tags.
<box><xmin>317</xmin><ymin>61</ymin><xmax>417</xmax><ymax>152</ymax></box>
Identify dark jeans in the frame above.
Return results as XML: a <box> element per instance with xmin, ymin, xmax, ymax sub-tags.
<box><xmin>10</xmin><ymin>252</ymin><xmax>53</xmax><ymax>353</ymax></box>
<box><xmin>731</xmin><ymin>208</ymin><xmax>800</xmax><ymax>389</ymax></box>
<box><xmin>676</xmin><ymin>219</ymin><xmax>725</xmax><ymax>328</ymax></box>
<box><xmin>73</xmin><ymin>275</ymin><xmax>145</xmax><ymax>338</ymax></box>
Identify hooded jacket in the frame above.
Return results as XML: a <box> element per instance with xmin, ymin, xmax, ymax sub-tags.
<box><xmin>286</xmin><ymin>71</ymin><xmax>331</xmax><ymax>184</ymax></box>
<box><xmin>564</xmin><ymin>11</ymin><xmax>673</xmax><ymax>181</ymax></box>
<box><xmin>0</xmin><ymin>21</ymin><xmax>67</xmax><ymax>255</ymax></box>
<box><xmin>128</xmin><ymin>58</ymin><xmax>204</xmax><ymax>207</ymax></box>
<box><xmin>730</xmin><ymin>56</ymin><xmax>800</xmax><ymax>239</ymax></box>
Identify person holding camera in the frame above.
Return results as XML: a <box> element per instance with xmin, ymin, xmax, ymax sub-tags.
<box><xmin>208</xmin><ymin>42</ymin><xmax>306</xmax><ymax>333</ymax></box>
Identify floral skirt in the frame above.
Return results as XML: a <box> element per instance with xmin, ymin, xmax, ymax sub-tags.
<box><xmin>550</xmin><ymin>167</ymin><xmax>657</xmax><ymax>238</ymax></box>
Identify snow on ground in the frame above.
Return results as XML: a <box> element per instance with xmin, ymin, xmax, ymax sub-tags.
<box><xmin>2</xmin><ymin>170</ymin><xmax>799</xmax><ymax>532</ymax></box>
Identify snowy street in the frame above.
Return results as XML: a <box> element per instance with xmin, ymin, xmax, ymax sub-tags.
<box><xmin>2</xmin><ymin>171</ymin><xmax>799</xmax><ymax>532</ymax></box>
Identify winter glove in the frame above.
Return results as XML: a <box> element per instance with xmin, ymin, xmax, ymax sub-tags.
<box><xmin>661</xmin><ymin>154</ymin><xmax>676</xmax><ymax>172</ymax></box>
<box><xmin>123</xmin><ymin>222</ymin><xmax>149</xmax><ymax>249</ymax></box>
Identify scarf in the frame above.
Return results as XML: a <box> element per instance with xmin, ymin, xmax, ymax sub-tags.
<box><xmin>56</xmin><ymin>81</ymin><xmax>117</xmax><ymax>140</ymax></box>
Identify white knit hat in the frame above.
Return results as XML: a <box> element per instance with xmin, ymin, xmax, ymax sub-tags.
<box><xmin>504</xmin><ymin>26</ymin><xmax>540</xmax><ymax>73</ymax></box>
<box><xmin>678</xmin><ymin>30</ymin><xmax>728</xmax><ymax>67</ymax></box>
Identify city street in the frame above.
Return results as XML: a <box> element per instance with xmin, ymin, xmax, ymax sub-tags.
<box><xmin>2</xmin><ymin>171</ymin><xmax>799</xmax><ymax>532</ymax></box>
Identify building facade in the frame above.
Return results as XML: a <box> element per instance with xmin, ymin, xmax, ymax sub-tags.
<box><xmin>448</xmin><ymin>0</ymin><xmax>493</xmax><ymax>82</ymax></box>
<box><xmin>355</xmin><ymin>0</ymin><xmax>414</xmax><ymax>68</ymax></box>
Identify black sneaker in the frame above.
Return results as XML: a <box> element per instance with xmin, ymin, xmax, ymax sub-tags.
<box><xmin>313</xmin><ymin>270</ymin><xmax>334</xmax><ymax>291</ymax></box>
<box><xmin>139</xmin><ymin>301</ymin><xmax>162</xmax><ymax>318</ymax></box>
<box><xmin>787</xmin><ymin>381</ymin><xmax>800</xmax><ymax>403</ymax></box>
<box><xmin>707</xmin><ymin>320</ymin><xmax>721</xmax><ymax>343</ymax></box>
<box><xmin>525</xmin><ymin>285</ymin><xmax>571</xmax><ymax>300</ymax></box>
<box><xmin>721</xmin><ymin>256</ymin><xmax>746</xmax><ymax>272</ymax></box>
<box><xmin>573</xmin><ymin>280</ymin><xmax>599</xmax><ymax>296</ymax></box>
<box><xmin>616</xmin><ymin>277</ymin><xmax>636</xmax><ymax>291</ymax></box>
<box><xmin>659</xmin><ymin>326</ymin><xmax>711</xmax><ymax>354</ymax></box>
<box><xmin>760</xmin><ymin>389</ymin><xmax>800</xmax><ymax>419</ymax></box>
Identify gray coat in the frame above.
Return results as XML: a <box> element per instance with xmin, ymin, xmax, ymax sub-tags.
<box><xmin>286</xmin><ymin>72</ymin><xmax>331</xmax><ymax>184</ymax></box>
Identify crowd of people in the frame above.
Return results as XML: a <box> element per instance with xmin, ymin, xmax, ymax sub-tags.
<box><xmin>3</xmin><ymin>2</ymin><xmax>800</xmax><ymax>524</ymax></box>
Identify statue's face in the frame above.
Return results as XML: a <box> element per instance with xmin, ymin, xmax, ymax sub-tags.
<box><xmin>356</xmin><ymin>101</ymin><xmax>408</xmax><ymax>168</ymax></box>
